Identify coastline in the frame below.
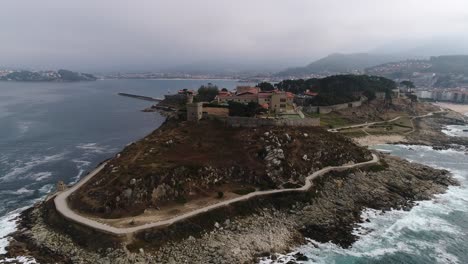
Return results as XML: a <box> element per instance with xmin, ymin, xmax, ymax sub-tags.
<box><xmin>4</xmin><ymin>152</ymin><xmax>457</xmax><ymax>264</ymax></box>
<box><xmin>3</xmin><ymin>104</ymin><xmax>467</xmax><ymax>263</ymax></box>
<box><xmin>434</xmin><ymin>102</ymin><xmax>468</xmax><ymax>115</ymax></box>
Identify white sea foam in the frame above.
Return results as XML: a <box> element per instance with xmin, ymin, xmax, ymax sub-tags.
<box><xmin>0</xmin><ymin>153</ymin><xmax>67</xmax><ymax>183</ymax></box>
<box><xmin>14</xmin><ymin>188</ymin><xmax>34</xmax><ymax>195</ymax></box>
<box><xmin>33</xmin><ymin>172</ymin><xmax>52</xmax><ymax>182</ymax></box>
<box><xmin>442</xmin><ymin>125</ymin><xmax>468</xmax><ymax>138</ymax></box>
<box><xmin>0</xmin><ymin>256</ymin><xmax>37</xmax><ymax>264</ymax></box>
<box><xmin>71</xmin><ymin>159</ymin><xmax>92</xmax><ymax>184</ymax></box>
<box><xmin>262</xmin><ymin>146</ymin><xmax>468</xmax><ymax>263</ymax></box>
<box><xmin>76</xmin><ymin>143</ymin><xmax>115</xmax><ymax>154</ymax></box>
<box><xmin>0</xmin><ymin>211</ymin><xmax>20</xmax><ymax>255</ymax></box>
<box><xmin>39</xmin><ymin>184</ymin><xmax>53</xmax><ymax>194</ymax></box>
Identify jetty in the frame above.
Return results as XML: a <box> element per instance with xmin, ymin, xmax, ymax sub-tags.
<box><xmin>118</xmin><ymin>92</ymin><xmax>163</xmax><ymax>102</ymax></box>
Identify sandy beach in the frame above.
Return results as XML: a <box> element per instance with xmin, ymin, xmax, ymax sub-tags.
<box><xmin>434</xmin><ymin>102</ymin><xmax>468</xmax><ymax>115</ymax></box>
<box><xmin>353</xmin><ymin>135</ymin><xmax>407</xmax><ymax>147</ymax></box>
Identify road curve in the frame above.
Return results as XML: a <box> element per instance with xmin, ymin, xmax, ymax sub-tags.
<box><xmin>54</xmin><ymin>154</ymin><xmax>379</xmax><ymax>236</ymax></box>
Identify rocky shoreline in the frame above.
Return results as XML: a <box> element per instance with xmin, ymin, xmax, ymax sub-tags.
<box><xmin>2</xmin><ymin>106</ymin><xmax>466</xmax><ymax>264</ymax></box>
<box><xmin>2</xmin><ymin>153</ymin><xmax>458</xmax><ymax>264</ymax></box>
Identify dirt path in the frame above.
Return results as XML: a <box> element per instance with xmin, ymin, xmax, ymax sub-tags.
<box><xmin>54</xmin><ymin>154</ymin><xmax>379</xmax><ymax>237</ymax></box>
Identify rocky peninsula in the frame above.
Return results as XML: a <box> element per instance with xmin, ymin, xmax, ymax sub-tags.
<box><xmin>2</xmin><ymin>99</ymin><xmax>465</xmax><ymax>264</ymax></box>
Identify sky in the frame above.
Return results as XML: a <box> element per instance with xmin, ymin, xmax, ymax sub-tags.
<box><xmin>1</xmin><ymin>0</ymin><xmax>468</xmax><ymax>72</ymax></box>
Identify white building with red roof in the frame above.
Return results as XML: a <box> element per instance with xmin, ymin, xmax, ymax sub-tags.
<box><xmin>215</xmin><ymin>86</ymin><xmax>295</xmax><ymax>113</ymax></box>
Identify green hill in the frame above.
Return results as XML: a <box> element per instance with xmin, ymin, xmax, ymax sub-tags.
<box><xmin>276</xmin><ymin>53</ymin><xmax>403</xmax><ymax>77</ymax></box>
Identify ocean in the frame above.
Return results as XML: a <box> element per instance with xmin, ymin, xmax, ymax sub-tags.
<box><xmin>1</xmin><ymin>80</ymin><xmax>467</xmax><ymax>263</ymax></box>
<box><xmin>0</xmin><ymin>79</ymin><xmax>246</xmax><ymax>257</ymax></box>
<box><xmin>262</xmin><ymin>142</ymin><xmax>468</xmax><ymax>263</ymax></box>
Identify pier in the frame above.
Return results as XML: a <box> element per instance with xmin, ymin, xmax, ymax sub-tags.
<box><xmin>118</xmin><ymin>92</ymin><xmax>163</xmax><ymax>102</ymax></box>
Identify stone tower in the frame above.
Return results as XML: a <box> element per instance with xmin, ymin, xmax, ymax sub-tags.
<box><xmin>187</xmin><ymin>93</ymin><xmax>194</xmax><ymax>104</ymax></box>
<box><xmin>186</xmin><ymin>102</ymin><xmax>203</xmax><ymax>122</ymax></box>
<box><xmin>56</xmin><ymin>180</ymin><xmax>67</xmax><ymax>192</ymax></box>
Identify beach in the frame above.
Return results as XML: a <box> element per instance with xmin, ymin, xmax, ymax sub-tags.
<box><xmin>434</xmin><ymin>102</ymin><xmax>468</xmax><ymax>115</ymax></box>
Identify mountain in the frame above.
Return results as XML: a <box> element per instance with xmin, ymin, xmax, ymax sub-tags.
<box><xmin>0</xmin><ymin>69</ymin><xmax>97</xmax><ymax>82</ymax></box>
<box><xmin>276</xmin><ymin>53</ymin><xmax>408</xmax><ymax>77</ymax></box>
<box><xmin>429</xmin><ymin>55</ymin><xmax>468</xmax><ymax>75</ymax></box>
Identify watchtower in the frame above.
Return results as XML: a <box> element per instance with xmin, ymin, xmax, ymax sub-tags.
<box><xmin>186</xmin><ymin>102</ymin><xmax>203</xmax><ymax>122</ymax></box>
<box><xmin>56</xmin><ymin>180</ymin><xmax>67</xmax><ymax>192</ymax></box>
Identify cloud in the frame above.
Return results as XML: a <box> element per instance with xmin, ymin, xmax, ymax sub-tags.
<box><xmin>1</xmin><ymin>0</ymin><xmax>467</xmax><ymax>72</ymax></box>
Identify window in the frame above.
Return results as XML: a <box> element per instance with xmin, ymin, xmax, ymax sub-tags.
<box><xmin>280</xmin><ymin>104</ymin><xmax>286</xmax><ymax>108</ymax></box>
<box><xmin>280</xmin><ymin>98</ymin><xmax>286</xmax><ymax>102</ymax></box>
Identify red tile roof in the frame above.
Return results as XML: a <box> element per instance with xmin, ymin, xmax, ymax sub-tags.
<box><xmin>304</xmin><ymin>91</ymin><xmax>318</xmax><ymax>96</ymax></box>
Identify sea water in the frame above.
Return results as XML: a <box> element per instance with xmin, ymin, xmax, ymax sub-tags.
<box><xmin>0</xmin><ymin>79</ymin><xmax>244</xmax><ymax>258</ymax></box>
<box><xmin>261</xmin><ymin>144</ymin><xmax>468</xmax><ymax>264</ymax></box>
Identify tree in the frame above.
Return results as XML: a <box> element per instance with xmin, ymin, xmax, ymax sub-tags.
<box><xmin>400</xmin><ymin>80</ymin><xmax>415</xmax><ymax>92</ymax></box>
<box><xmin>256</xmin><ymin>82</ymin><xmax>275</xmax><ymax>91</ymax></box>
<box><xmin>362</xmin><ymin>90</ymin><xmax>376</xmax><ymax>101</ymax></box>
<box><xmin>407</xmin><ymin>93</ymin><xmax>418</xmax><ymax>103</ymax></box>
<box><xmin>275</xmin><ymin>75</ymin><xmax>396</xmax><ymax>106</ymax></box>
<box><xmin>196</xmin><ymin>85</ymin><xmax>219</xmax><ymax>102</ymax></box>
<box><xmin>228</xmin><ymin>101</ymin><xmax>261</xmax><ymax>117</ymax></box>
<box><xmin>384</xmin><ymin>89</ymin><xmax>393</xmax><ymax>105</ymax></box>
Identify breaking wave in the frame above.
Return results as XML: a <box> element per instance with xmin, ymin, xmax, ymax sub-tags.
<box><xmin>0</xmin><ymin>153</ymin><xmax>67</xmax><ymax>183</ymax></box>
<box><xmin>442</xmin><ymin>125</ymin><xmax>468</xmax><ymax>138</ymax></box>
<box><xmin>261</xmin><ymin>145</ymin><xmax>468</xmax><ymax>264</ymax></box>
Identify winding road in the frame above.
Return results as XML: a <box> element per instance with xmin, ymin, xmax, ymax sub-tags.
<box><xmin>54</xmin><ymin>154</ymin><xmax>379</xmax><ymax>237</ymax></box>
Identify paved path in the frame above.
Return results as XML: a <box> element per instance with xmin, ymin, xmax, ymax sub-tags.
<box><xmin>328</xmin><ymin>110</ymin><xmax>445</xmax><ymax>133</ymax></box>
<box><xmin>54</xmin><ymin>154</ymin><xmax>379</xmax><ymax>236</ymax></box>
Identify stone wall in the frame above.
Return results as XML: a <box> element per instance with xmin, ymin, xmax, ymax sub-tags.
<box><xmin>226</xmin><ymin>117</ymin><xmax>320</xmax><ymax>128</ymax></box>
<box><xmin>303</xmin><ymin>99</ymin><xmax>364</xmax><ymax>114</ymax></box>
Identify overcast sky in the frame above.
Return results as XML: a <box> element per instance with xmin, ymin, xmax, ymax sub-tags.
<box><xmin>1</xmin><ymin>0</ymin><xmax>468</xmax><ymax>72</ymax></box>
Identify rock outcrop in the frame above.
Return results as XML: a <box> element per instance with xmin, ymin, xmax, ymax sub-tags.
<box><xmin>69</xmin><ymin>119</ymin><xmax>370</xmax><ymax>218</ymax></box>
<box><xmin>6</xmin><ymin>155</ymin><xmax>457</xmax><ymax>263</ymax></box>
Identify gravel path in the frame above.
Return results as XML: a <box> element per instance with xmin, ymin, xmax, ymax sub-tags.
<box><xmin>54</xmin><ymin>154</ymin><xmax>379</xmax><ymax>237</ymax></box>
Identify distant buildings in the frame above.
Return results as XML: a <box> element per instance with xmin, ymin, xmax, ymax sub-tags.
<box><xmin>415</xmin><ymin>88</ymin><xmax>468</xmax><ymax>104</ymax></box>
<box><xmin>215</xmin><ymin>86</ymin><xmax>294</xmax><ymax>113</ymax></box>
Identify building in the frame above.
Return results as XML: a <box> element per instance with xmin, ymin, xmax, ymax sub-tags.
<box><xmin>392</xmin><ymin>89</ymin><xmax>400</xmax><ymax>98</ymax></box>
<box><xmin>56</xmin><ymin>181</ymin><xmax>67</xmax><ymax>192</ymax></box>
<box><xmin>415</xmin><ymin>88</ymin><xmax>468</xmax><ymax>103</ymax></box>
<box><xmin>270</xmin><ymin>91</ymin><xmax>294</xmax><ymax>113</ymax></box>
<box><xmin>294</xmin><ymin>90</ymin><xmax>318</xmax><ymax>106</ymax></box>
<box><xmin>215</xmin><ymin>86</ymin><xmax>295</xmax><ymax>113</ymax></box>
<box><xmin>375</xmin><ymin>92</ymin><xmax>386</xmax><ymax>100</ymax></box>
<box><xmin>187</xmin><ymin>102</ymin><xmax>203</xmax><ymax>122</ymax></box>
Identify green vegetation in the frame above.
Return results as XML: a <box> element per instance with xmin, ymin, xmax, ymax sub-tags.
<box><xmin>0</xmin><ymin>69</ymin><xmax>96</xmax><ymax>82</ymax></box>
<box><xmin>400</xmin><ymin>80</ymin><xmax>415</xmax><ymax>90</ymax></box>
<box><xmin>196</xmin><ymin>84</ymin><xmax>219</xmax><ymax>102</ymax></box>
<box><xmin>1</xmin><ymin>71</ymin><xmax>51</xmax><ymax>81</ymax></box>
<box><xmin>276</xmin><ymin>53</ymin><xmax>402</xmax><ymax>76</ymax></box>
<box><xmin>275</xmin><ymin>75</ymin><xmax>396</xmax><ymax>106</ymax></box>
<box><xmin>305</xmin><ymin>112</ymin><xmax>353</xmax><ymax>128</ymax></box>
<box><xmin>256</xmin><ymin>82</ymin><xmax>275</xmax><ymax>91</ymax></box>
<box><xmin>228</xmin><ymin>101</ymin><xmax>265</xmax><ymax>117</ymax></box>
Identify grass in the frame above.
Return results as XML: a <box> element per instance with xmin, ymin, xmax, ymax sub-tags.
<box><xmin>365</xmin><ymin>116</ymin><xmax>413</xmax><ymax>135</ymax></box>
<box><xmin>304</xmin><ymin>112</ymin><xmax>354</xmax><ymax>128</ymax></box>
<box><xmin>339</xmin><ymin>130</ymin><xmax>368</xmax><ymax>138</ymax></box>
